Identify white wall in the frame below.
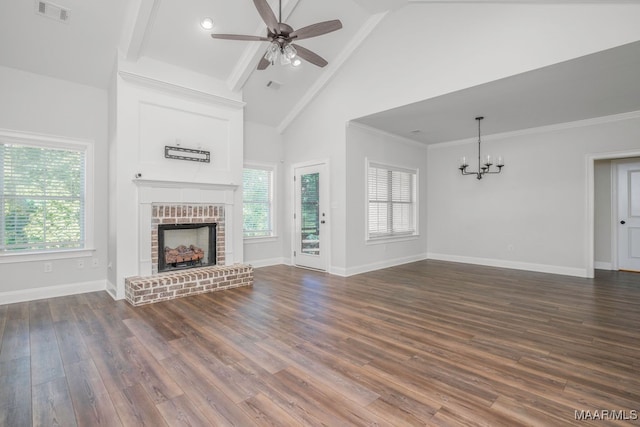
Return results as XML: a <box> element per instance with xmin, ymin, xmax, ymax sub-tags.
<box><xmin>281</xmin><ymin>2</ymin><xmax>640</xmax><ymax>275</ymax></box>
<box><xmin>427</xmin><ymin>115</ymin><xmax>640</xmax><ymax>277</ymax></box>
<box><xmin>344</xmin><ymin>123</ymin><xmax>428</xmax><ymax>275</ymax></box>
<box><xmin>243</xmin><ymin>121</ymin><xmax>286</xmax><ymax>267</ymax></box>
<box><xmin>0</xmin><ymin>65</ymin><xmax>108</xmax><ymax>301</ymax></box>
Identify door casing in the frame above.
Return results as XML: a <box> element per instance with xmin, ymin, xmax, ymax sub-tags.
<box><xmin>291</xmin><ymin>159</ymin><xmax>330</xmax><ymax>272</ymax></box>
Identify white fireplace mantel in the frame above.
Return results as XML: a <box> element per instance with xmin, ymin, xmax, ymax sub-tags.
<box><xmin>134</xmin><ymin>178</ymin><xmax>238</xmax><ymax>277</ymax></box>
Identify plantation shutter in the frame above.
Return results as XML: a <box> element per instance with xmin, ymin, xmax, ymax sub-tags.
<box><xmin>1</xmin><ymin>142</ymin><xmax>85</xmax><ymax>252</ymax></box>
<box><xmin>243</xmin><ymin>167</ymin><xmax>273</xmax><ymax>238</ymax></box>
<box><xmin>368</xmin><ymin>163</ymin><xmax>416</xmax><ymax>238</ymax></box>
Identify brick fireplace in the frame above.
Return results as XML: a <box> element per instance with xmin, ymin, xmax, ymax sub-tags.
<box><xmin>125</xmin><ymin>200</ymin><xmax>252</xmax><ymax>306</ymax></box>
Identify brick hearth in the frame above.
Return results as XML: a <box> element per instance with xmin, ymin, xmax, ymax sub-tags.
<box><xmin>125</xmin><ymin>264</ymin><xmax>253</xmax><ymax>306</ymax></box>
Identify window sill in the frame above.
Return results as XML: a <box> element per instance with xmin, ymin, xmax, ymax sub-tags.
<box><xmin>244</xmin><ymin>236</ymin><xmax>279</xmax><ymax>244</ymax></box>
<box><xmin>366</xmin><ymin>234</ymin><xmax>420</xmax><ymax>245</ymax></box>
<box><xmin>0</xmin><ymin>248</ymin><xmax>96</xmax><ymax>264</ymax></box>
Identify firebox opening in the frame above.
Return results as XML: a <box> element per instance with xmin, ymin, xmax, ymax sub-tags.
<box><xmin>157</xmin><ymin>223</ymin><xmax>217</xmax><ymax>272</ymax></box>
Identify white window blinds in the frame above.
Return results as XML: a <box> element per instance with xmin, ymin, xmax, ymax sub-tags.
<box><xmin>368</xmin><ymin>162</ymin><xmax>416</xmax><ymax>239</ymax></box>
<box><xmin>1</xmin><ymin>142</ymin><xmax>85</xmax><ymax>252</ymax></box>
<box><xmin>243</xmin><ymin>166</ymin><xmax>274</xmax><ymax>238</ymax></box>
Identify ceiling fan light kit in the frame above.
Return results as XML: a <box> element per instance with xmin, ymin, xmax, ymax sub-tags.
<box><xmin>459</xmin><ymin>117</ymin><xmax>504</xmax><ymax>180</ymax></box>
<box><xmin>211</xmin><ymin>0</ymin><xmax>342</xmax><ymax>70</ymax></box>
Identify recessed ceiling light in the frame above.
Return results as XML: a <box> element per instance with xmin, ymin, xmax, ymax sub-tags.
<box><xmin>200</xmin><ymin>17</ymin><xmax>214</xmax><ymax>30</ymax></box>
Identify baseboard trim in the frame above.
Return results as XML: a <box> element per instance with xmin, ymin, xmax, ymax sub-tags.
<box><xmin>333</xmin><ymin>253</ymin><xmax>429</xmax><ymax>277</ymax></box>
<box><xmin>427</xmin><ymin>253</ymin><xmax>588</xmax><ymax>278</ymax></box>
<box><xmin>247</xmin><ymin>257</ymin><xmax>288</xmax><ymax>268</ymax></box>
<box><xmin>106</xmin><ymin>280</ymin><xmax>118</xmax><ymax>300</ymax></box>
<box><xmin>594</xmin><ymin>261</ymin><xmax>613</xmax><ymax>270</ymax></box>
<box><xmin>0</xmin><ymin>280</ymin><xmax>107</xmax><ymax>305</ymax></box>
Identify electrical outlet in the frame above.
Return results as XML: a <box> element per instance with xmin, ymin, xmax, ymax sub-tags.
<box><xmin>44</xmin><ymin>262</ymin><xmax>53</xmax><ymax>273</ymax></box>
<box><xmin>77</xmin><ymin>259</ymin><xmax>85</xmax><ymax>269</ymax></box>
<box><xmin>91</xmin><ymin>258</ymin><xmax>99</xmax><ymax>268</ymax></box>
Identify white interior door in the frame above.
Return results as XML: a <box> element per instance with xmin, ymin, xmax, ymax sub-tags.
<box><xmin>294</xmin><ymin>163</ymin><xmax>328</xmax><ymax>271</ymax></box>
<box><xmin>617</xmin><ymin>161</ymin><xmax>640</xmax><ymax>272</ymax></box>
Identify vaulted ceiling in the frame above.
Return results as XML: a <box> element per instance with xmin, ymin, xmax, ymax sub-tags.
<box><xmin>0</xmin><ymin>0</ymin><xmax>398</xmax><ymax>128</ymax></box>
<box><xmin>1</xmin><ymin>0</ymin><xmax>638</xmax><ymax>140</ymax></box>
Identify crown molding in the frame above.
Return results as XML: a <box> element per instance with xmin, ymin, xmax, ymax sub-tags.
<box><xmin>277</xmin><ymin>11</ymin><xmax>390</xmax><ymax>134</ymax></box>
<box><xmin>118</xmin><ymin>70</ymin><xmax>246</xmax><ymax>109</ymax></box>
<box><xmin>428</xmin><ymin>110</ymin><xmax>640</xmax><ymax>149</ymax></box>
<box><xmin>347</xmin><ymin>121</ymin><xmax>428</xmax><ymax>149</ymax></box>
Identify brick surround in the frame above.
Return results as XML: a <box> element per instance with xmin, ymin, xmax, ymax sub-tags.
<box><xmin>125</xmin><ymin>202</ymin><xmax>253</xmax><ymax>306</ymax></box>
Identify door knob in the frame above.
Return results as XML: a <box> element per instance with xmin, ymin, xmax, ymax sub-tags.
<box><xmin>321</xmin><ymin>220</ymin><xmax>326</xmax><ymax>224</ymax></box>
<box><xmin>620</xmin><ymin>220</ymin><xmax>626</xmax><ymax>225</ymax></box>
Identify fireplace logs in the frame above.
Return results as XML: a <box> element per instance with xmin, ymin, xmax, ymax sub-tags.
<box><xmin>164</xmin><ymin>244</ymin><xmax>204</xmax><ymax>267</ymax></box>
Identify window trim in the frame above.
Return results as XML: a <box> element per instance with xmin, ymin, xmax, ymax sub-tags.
<box><xmin>0</xmin><ymin>128</ymin><xmax>94</xmax><ymax>260</ymax></box>
<box><xmin>243</xmin><ymin>161</ymin><xmax>277</xmax><ymax>241</ymax></box>
<box><xmin>365</xmin><ymin>158</ymin><xmax>419</xmax><ymax>243</ymax></box>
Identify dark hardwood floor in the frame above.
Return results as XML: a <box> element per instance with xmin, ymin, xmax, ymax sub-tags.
<box><xmin>1</xmin><ymin>260</ymin><xmax>639</xmax><ymax>426</ymax></box>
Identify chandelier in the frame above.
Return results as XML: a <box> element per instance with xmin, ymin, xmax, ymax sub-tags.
<box><xmin>459</xmin><ymin>116</ymin><xmax>504</xmax><ymax>179</ymax></box>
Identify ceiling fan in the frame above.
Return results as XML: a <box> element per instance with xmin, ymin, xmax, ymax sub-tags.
<box><xmin>211</xmin><ymin>0</ymin><xmax>342</xmax><ymax>70</ymax></box>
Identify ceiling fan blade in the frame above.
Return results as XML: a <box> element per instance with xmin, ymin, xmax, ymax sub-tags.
<box><xmin>292</xmin><ymin>44</ymin><xmax>328</xmax><ymax>68</ymax></box>
<box><xmin>211</xmin><ymin>34</ymin><xmax>271</xmax><ymax>41</ymax></box>
<box><xmin>290</xmin><ymin>20</ymin><xmax>343</xmax><ymax>41</ymax></box>
<box><xmin>253</xmin><ymin>0</ymin><xmax>280</xmax><ymax>34</ymax></box>
<box><xmin>257</xmin><ymin>56</ymin><xmax>271</xmax><ymax>70</ymax></box>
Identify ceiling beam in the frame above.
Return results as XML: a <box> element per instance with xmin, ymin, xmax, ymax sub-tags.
<box><xmin>227</xmin><ymin>0</ymin><xmax>301</xmax><ymax>92</ymax></box>
<box><xmin>277</xmin><ymin>11</ymin><xmax>390</xmax><ymax>134</ymax></box>
<box><xmin>120</xmin><ymin>0</ymin><xmax>159</xmax><ymax>61</ymax></box>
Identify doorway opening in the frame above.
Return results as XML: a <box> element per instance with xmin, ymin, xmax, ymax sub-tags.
<box><xmin>589</xmin><ymin>150</ymin><xmax>640</xmax><ymax>277</ymax></box>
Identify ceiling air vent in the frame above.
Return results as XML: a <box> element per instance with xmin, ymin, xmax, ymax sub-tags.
<box><xmin>266</xmin><ymin>80</ymin><xmax>282</xmax><ymax>90</ymax></box>
<box><xmin>35</xmin><ymin>0</ymin><xmax>71</xmax><ymax>23</ymax></box>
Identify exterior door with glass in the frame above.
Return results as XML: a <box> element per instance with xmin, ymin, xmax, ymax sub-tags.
<box><xmin>294</xmin><ymin>163</ymin><xmax>328</xmax><ymax>271</ymax></box>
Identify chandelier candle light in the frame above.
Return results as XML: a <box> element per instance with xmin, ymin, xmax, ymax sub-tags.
<box><xmin>459</xmin><ymin>116</ymin><xmax>504</xmax><ymax>180</ymax></box>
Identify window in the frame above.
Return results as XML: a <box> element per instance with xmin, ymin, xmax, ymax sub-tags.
<box><xmin>367</xmin><ymin>160</ymin><xmax>417</xmax><ymax>240</ymax></box>
<box><xmin>1</xmin><ymin>138</ymin><xmax>87</xmax><ymax>253</ymax></box>
<box><xmin>243</xmin><ymin>165</ymin><xmax>274</xmax><ymax>238</ymax></box>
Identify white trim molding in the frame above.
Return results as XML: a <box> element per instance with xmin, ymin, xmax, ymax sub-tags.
<box><xmin>0</xmin><ymin>280</ymin><xmax>107</xmax><ymax>305</ymax></box>
<box><xmin>427</xmin><ymin>252</ymin><xmax>588</xmax><ymax>278</ymax></box>
<box><xmin>585</xmin><ymin>148</ymin><xmax>640</xmax><ymax>278</ymax></box>
<box><xmin>245</xmin><ymin>257</ymin><xmax>288</xmax><ymax>269</ymax></box>
<box><xmin>594</xmin><ymin>261</ymin><xmax>613</xmax><ymax>270</ymax></box>
<box><xmin>430</xmin><ymin>110</ymin><xmax>640</xmax><ymax>149</ymax></box>
<box><xmin>333</xmin><ymin>253</ymin><xmax>428</xmax><ymax>277</ymax></box>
